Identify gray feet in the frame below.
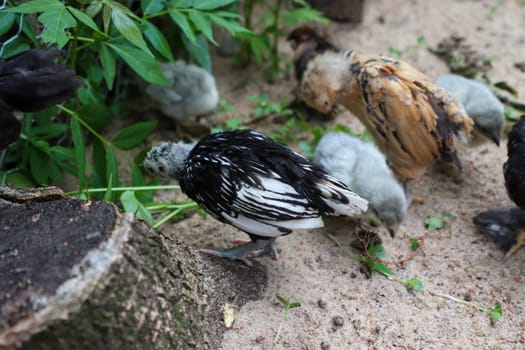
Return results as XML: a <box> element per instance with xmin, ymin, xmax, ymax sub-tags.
<box><xmin>199</xmin><ymin>238</ymin><xmax>278</xmax><ymax>266</ymax></box>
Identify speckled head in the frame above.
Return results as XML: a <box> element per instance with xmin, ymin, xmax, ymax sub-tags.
<box><xmin>143</xmin><ymin>141</ymin><xmax>196</xmax><ymax>179</ymax></box>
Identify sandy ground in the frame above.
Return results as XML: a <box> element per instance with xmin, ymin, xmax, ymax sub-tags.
<box><xmin>158</xmin><ymin>1</ymin><xmax>525</xmax><ymax>348</ymax></box>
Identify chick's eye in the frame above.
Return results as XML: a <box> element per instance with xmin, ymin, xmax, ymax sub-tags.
<box><xmin>158</xmin><ymin>166</ymin><xmax>165</xmax><ymax>173</ymax></box>
<box><xmin>324</xmin><ymin>100</ymin><xmax>329</xmax><ymax>106</ymax></box>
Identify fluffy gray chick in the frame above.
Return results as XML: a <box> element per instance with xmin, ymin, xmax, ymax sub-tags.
<box><xmin>436</xmin><ymin>74</ymin><xmax>504</xmax><ymax>145</ymax></box>
<box><xmin>146</xmin><ymin>61</ymin><xmax>219</xmax><ymax>121</ymax></box>
<box><xmin>314</xmin><ymin>132</ymin><xmax>410</xmax><ymax>236</ymax></box>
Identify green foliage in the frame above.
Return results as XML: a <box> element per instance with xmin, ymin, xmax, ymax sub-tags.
<box><xmin>237</xmin><ymin>0</ymin><xmax>328</xmax><ymax>79</ymax></box>
<box><xmin>327</xmin><ymin>234</ymin><xmax>423</xmax><ymax>292</ymax></box>
<box><xmin>1</xmin><ymin>0</ymin><xmax>248</xmax><ymax>221</ymax></box>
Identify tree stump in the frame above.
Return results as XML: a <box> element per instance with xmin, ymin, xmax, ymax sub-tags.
<box><xmin>0</xmin><ymin>186</ymin><xmax>267</xmax><ymax>349</ymax></box>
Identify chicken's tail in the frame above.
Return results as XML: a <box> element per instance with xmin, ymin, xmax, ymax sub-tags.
<box><xmin>316</xmin><ymin>176</ymin><xmax>368</xmax><ymax>216</ymax></box>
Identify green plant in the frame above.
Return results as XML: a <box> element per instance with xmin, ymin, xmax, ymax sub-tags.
<box><xmin>0</xmin><ymin>0</ymin><xmax>248</xmax><ymax>207</ymax></box>
<box><xmin>430</xmin><ymin>292</ymin><xmax>502</xmax><ymax>325</ymax></box>
<box><xmin>273</xmin><ymin>295</ymin><xmax>301</xmax><ymax>345</ymax></box>
<box><xmin>425</xmin><ymin>211</ymin><xmax>456</xmax><ymax>231</ymax></box>
<box><xmin>327</xmin><ymin>234</ymin><xmax>423</xmax><ymax>292</ymax></box>
<box><xmin>237</xmin><ymin>0</ymin><xmax>328</xmax><ymax>78</ymax></box>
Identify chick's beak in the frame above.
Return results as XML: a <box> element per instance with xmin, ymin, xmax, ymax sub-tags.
<box><xmin>387</xmin><ymin>227</ymin><xmax>396</xmax><ymax>238</ymax></box>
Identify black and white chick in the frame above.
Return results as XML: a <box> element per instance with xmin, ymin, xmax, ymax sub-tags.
<box><xmin>473</xmin><ymin>115</ymin><xmax>525</xmax><ymax>256</ymax></box>
<box><xmin>0</xmin><ymin>48</ymin><xmax>82</xmax><ymax>149</ymax></box>
<box><xmin>314</xmin><ymin>132</ymin><xmax>410</xmax><ymax>237</ymax></box>
<box><xmin>145</xmin><ymin>61</ymin><xmax>219</xmax><ymax>122</ymax></box>
<box><xmin>143</xmin><ymin>129</ymin><xmax>369</xmax><ymax>265</ymax></box>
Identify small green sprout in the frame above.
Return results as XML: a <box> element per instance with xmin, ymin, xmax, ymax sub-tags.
<box><xmin>273</xmin><ymin>295</ymin><xmax>301</xmax><ymax>345</ymax></box>
<box><xmin>431</xmin><ymin>292</ymin><xmax>502</xmax><ymax>325</ymax></box>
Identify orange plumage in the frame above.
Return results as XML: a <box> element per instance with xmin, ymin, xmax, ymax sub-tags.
<box><xmin>290</xmin><ymin>28</ymin><xmax>474</xmax><ymax>182</ymax></box>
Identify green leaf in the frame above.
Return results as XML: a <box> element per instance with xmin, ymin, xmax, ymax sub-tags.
<box><xmin>289</xmin><ymin>302</ymin><xmax>301</xmax><ymax>309</ymax></box>
<box><xmin>7</xmin><ymin>0</ymin><xmax>62</xmax><ymax>13</ymax></box>
<box><xmin>367</xmin><ymin>258</ymin><xmax>394</xmax><ymax>277</ymax></box>
<box><xmin>208</xmin><ymin>14</ymin><xmax>250</xmax><ymax>36</ymax></box>
<box><xmin>38</xmin><ymin>6</ymin><xmax>77</xmax><ymax>48</ymax></box>
<box><xmin>50</xmin><ymin>146</ymin><xmax>76</xmax><ymax>162</ymax></box>
<box><xmin>425</xmin><ymin>216</ymin><xmax>445</xmax><ymax>231</ymax></box>
<box><xmin>194</xmin><ymin>0</ymin><xmax>237</xmax><ymax>10</ymax></box>
<box><xmin>141</xmin><ymin>0</ymin><xmax>165</xmax><ymax>16</ymax></box>
<box><xmin>144</xmin><ymin>20</ymin><xmax>174</xmax><ymax>61</ymax></box>
<box><xmin>111</xmin><ymin>7</ymin><xmax>152</xmax><ymax>54</ymax></box>
<box><xmin>409</xmin><ymin>237</ymin><xmax>420</xmax><ymax>250</ymax></box>
<box><xmin>368</xmin><ymin>243</ymin><xmax>386</xmax><ymax>259</ymax></box>
<box><xmin>67</xmin><ymin>6</ymin><xmax>100</xmax><ymax>32</ymax></box>
<box><xmin>86</xmin><ymin>1</ymin><xmax>103</xmax><ymax>18</ymax></box>
<box><xmin>107</xmin><ymin>39</ymin><xmax>168</xmax><ymax>85</ymax></box>
<box><xmin>120</xmin><ymin>191</ymin><xmax>153</xmax><ymax>224</ymax></box>
<box><xmin>92</xmin><ymin>138</ymin><xmax>107</xmax><ymax>188</ymax></box>
<box><xmin>29</xmin><ymin>148</ymin><xmax>49</xmax><ymax>185</ymax></box>
<box><xmin>28</xmin><ymin>123</ymin><xmax>69</xmax><ymax>139</ymax></box>
<box><xmin>188</xmin><ymin>11</ymin><xmax>216</xmax><ymax>44</ymax></box>
<box><xmin>112</xmin><ymin>121</ymin><xmax>157</xmax><ymax>150</ymax></box>
<box><xmin>488</xmin><ymin>303</ymin><xmax>502</xmax><ymax>325</ymax></box>
<box><xmin>285</xmin><ymin>7</ymin><xmax>329</xmax><ymax>26</ymax></box>
<box><xmin>99</xmin><ymin>44</ymin><xmax>116</xmax><ymax>89</ymax></box>
<box><xmin>406</xmin><ymin>278</ymin><xmax>423</xmax><ymax>291</ymax></box>
<box><xmin>70</xmin><ymin>117</ymin><xmax>86</xmax><ymax>188</ymax></box>
<box><xmin>0</xmin><ymin>12</ymin><xmax>16</xmax><ymax>37</ymax></box>
<box><xmin>169</xmin><ymin>10</ymin><xmax>196</xmax><ymax>42</ymax></box>
<box><xmin>276</xmin><ymin>295</ymin><xmax>288</xmax><ymax>307</ymax></box>
<box><xmin>182</xmin><ymin>33</ymin><xmax>211</xmax><ymax>72</ymax></box>
<box><xmin>105</xmin><ymin>146</ymin><xmax>119</xmax><ymax>201</ymax></box>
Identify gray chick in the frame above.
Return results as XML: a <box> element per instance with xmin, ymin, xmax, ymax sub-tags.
<box><xmin>314</xmin><ymin>132</ymin><xmax>410</xmax><ymax>236</ymax></box>
<box><xmin>436</xmin><ymin>74</ymin><xmax>504</xmax><ymax>146</ymax></box>
<box><xmin>146</xmin><ymin>61</ymin><xmax>219</xmax><ymax>121</ymax></box>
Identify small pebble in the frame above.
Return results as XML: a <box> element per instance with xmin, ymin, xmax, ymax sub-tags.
<box><xmin>464</xmin><ymin>293</ymin><xmax>472</xmax><ymax>302</ymax></box>
<box><xmin>321</xmin><ymin>341</ymin><xmax>330</xmax><ymax>350</ymax></box>
<box><xmin>317</xmin><ymin>299</ymin><xmax>327</xmax><ymax>309</ymax></box>
<box><xmin>332</xmin><ymin>316</ymin><xmax>345</xmax><ymax>327</ymax></box>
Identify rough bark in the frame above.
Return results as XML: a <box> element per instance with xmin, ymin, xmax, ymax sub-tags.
<box><xmin>0</xmin><ymin>186</ymin><xmax>267</xmax><ymax>349</ymax></box>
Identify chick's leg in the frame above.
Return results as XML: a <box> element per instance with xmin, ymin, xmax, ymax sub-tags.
<box><xmin>505</xmin><ymin>229</ymin><xmax>525</xmax><ymax>257</ymax></box>
<box><xmin>199</xmin><ymin>238</ymin><xmax>278</xmax><ymax>266</ymax></box>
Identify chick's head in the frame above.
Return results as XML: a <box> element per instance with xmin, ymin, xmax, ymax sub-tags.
<box><xmin>300</xmin><ymin>53</ymin><xmax>349</xmax><ymax>114</ymax></box>
<box><xmin>143</xmin><ymin>141</ymin><xmax>195</xmax><ymax>179</ymax></box>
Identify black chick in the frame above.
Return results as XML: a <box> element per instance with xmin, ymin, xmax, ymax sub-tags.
<box><xmin>0</xmin><ymin>48</ymin><xmax>82</xmax><ymax>148</ymax></box>
<box><xmin>143</xmin><ymin>129</ymin><xmax>368</xmax><ymax>265</ymax></box>
<box><xmin>473</xmin><ymin>115</ymin><xmax>525</xmax><ymax>256</ymax></box>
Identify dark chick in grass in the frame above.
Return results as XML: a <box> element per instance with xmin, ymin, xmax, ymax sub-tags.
<box><xmin>474</xmin><ymin>116</ymin><xmax>525</xmax><ymax>256</ymax></box>
<box><xmin>144</xmin><ymin>129</ymin><xmax>368</xmax><ymax>265</ymax></box>
<box><xmin>0</xmin><ymin>48</ymin><xmax>82</xmax><ymax>149</ymax></box>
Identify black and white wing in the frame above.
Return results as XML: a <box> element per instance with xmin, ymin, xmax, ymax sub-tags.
<box><xmin>179</xmin><ymin>129</ymin><xmax>367</xmax><ymax>239</ymax></box>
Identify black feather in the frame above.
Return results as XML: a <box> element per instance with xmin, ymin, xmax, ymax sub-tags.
<box><xmin>176</xmin><ymin>129</ymin><xmax>350</xmax><ymax>239</ymax></box>
<box><xmin>504</xmin><ymin>115</ymin><xmax>525</xmax><ymax>209</ymax></box>
<box><xmin>0</xmin><ymin>48</ymin><xmax>82</xmax><ymax>112</ymax></box>
<box><xmin>0</xmin><ymin>100</ymin><xmax>20</xmax><ymax>149</ymax></box>
<box><xmin>473</xmin><ymin>207</ymin><xmax>525</xmax><ymax>252</ymax></box>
